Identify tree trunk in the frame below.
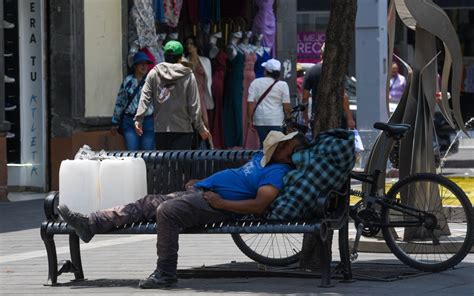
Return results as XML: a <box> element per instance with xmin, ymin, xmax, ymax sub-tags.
<box><xmin>300</xmin><ymin>0</ymin><xmax>357</xmax><ymax>270</ymax></box>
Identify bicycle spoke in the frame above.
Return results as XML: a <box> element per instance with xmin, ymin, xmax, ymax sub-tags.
<box><xmin>382</xmin><ymin>174</ymin><xmax>471</xmax><ymax>271</ymax></box>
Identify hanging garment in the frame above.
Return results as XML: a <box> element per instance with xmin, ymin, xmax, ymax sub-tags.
<box><xmin>185</xmin><ymin>0</ymin><xmax>198</xmax><ymax>24</ymax></box>
<box><xmin>129</xmin><ymin>0</ymin><xmax>159</xmax><ymax>49</ymax></box>
<box><xmin>163</xmin><ymin>0</ymin><xmax>184</xmax><ymax>27</ymax></box>
<box><xmin>221</xmin><ymin>1</ymin><xmax>246</xmax><ymax>18</ymax></box>
<box><xmin>212</xmin><ymin>0</ymin><xmax>221</xmax><ymax>23</ymax></box>
<box><xmin>208</xmin><ymin>50</ymin><xmax>227</xmax><ymax>149</ymax></box>
<box><xmin>199</xmin><ymin>0</ymin><xmax>212</xmax><ymax>23</ymax></box>
<box><xmin>153</xmin><ymin>0</ymin><xmax>165</xmax><ymax>22</ymax></box>
<box><xmin>252</xmin><ymin>0</ymin><xmax>276</xmax><ymax>52</ymax></box>
<box><xmin>254</xmin><ymin>49</ymin><xmax>271</xmax><ymax>78</ymax></box>
<box><xmin>242</xmin><ymin>53</ymin><xmax>259</xmax><ymax>149</ymax></box>
<box><xmin>223</xmin><ymin>51</ymin><xmax>245</xmax><ymax>148</ymax></box>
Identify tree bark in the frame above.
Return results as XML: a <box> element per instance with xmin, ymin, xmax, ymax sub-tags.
<box><xmin>300</xmin><ymin>0</ymin><xmax>357</xmax><ymax>270</ymax></box>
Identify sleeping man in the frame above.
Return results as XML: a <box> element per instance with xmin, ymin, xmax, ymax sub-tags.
<box><xmin>58</xmin><ymin>131</ymin><xmax>307</xmax><ymax>289</ymax></box>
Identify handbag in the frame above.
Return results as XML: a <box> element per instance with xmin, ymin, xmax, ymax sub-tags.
<box><xmin>117</xmin><ymin>77</ymin><xmax>147</xmax><ymax>135</ymax></box>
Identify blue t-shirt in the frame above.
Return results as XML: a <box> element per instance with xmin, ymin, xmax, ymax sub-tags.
<box><xmin>194</xmin><ymin>152</ymin><xmax>290</xmax><ymax>201</ymax></box>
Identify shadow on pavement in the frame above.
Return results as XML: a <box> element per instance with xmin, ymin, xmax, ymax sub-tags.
<box><xmin>0</xmin><ymin>199</ymin><xmax>44</xmax><ymax>233</ymax></box>
<box><xmin>48</xmin><ymin>260</ymin><xmax>468</xmax><ymax>293</ymax></box>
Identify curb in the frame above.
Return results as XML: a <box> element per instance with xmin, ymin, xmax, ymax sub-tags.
<box><xmin>443</xmin><ymin>159</ymin><xmax>474</xmax><ymax>169</ymax></box>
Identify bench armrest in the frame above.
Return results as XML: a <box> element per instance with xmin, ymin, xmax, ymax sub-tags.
<box><xmin>44</xmin><ymin>191</ymin><xmax>59</xmax><ymax>220</ymax></box>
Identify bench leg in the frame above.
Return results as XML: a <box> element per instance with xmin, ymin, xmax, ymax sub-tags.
<box><xmin>40</xmin><ymin>223</ymin><xmax>58</xmax><ymax>286</ymax></box>
<box><xmin>319</xmin><ymin>230</ymin><xmax>334</xmax><ymax>288</ymax></box>
<box><xmin>338</xmin><ymin>222</ymin><xmax>354</xmax><ymax>283</ymax></box>
<box><xmin>69</xmin><ymin>234</ymin><xmax>85</xmax><ymax>281</ymax></box>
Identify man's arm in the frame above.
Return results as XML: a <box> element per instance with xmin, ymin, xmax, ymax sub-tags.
<box><xmin>134</xmin><ymin>73</ymin><xmax>154</xmax><ymax>124</ymax></box>
<box><xmin>203</xmin><ymin>185</ymin><xmax>280</xmax><ymax>215</ymax></box>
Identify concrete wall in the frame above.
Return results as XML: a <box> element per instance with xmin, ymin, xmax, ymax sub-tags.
<box><xmin>84</xmin><ymin>0</ymin><xmax>123</xmax><ymax>118</ymax></box>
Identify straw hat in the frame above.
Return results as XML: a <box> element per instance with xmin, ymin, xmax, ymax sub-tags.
<box><xmin>261</xmin><ymin>131</ymin><xmax>299</xmax><ymax>167</ymax></box>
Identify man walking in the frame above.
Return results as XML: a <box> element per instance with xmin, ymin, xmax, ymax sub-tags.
<box><xmin>58</xmin><ymin>131</ymin><xmax>306</xmax><ymax>289</ymax></box>
<box><xmin>302</xmin><ymin>43</ymin><xmax>356</xmax><ymax>130</ymax></box>
<box><xmin>134</xmin><ymin>40</ymin><xmax>210</xmax><ymax>149</ymax></box>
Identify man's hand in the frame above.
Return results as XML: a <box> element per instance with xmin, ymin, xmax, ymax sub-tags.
<box><xmin>135</xmin><ymin>121</ymin><xmax>143</xmax><ymax>136</ymax></box>
<box><xmin>185</xmin><ymin>179</ymin><xmax>200</xmax><ymax>191</ymax></box>
<box><xmin>203</xmin><ymin>191</ymin><xmax>226</xmax><ymax>209</ymax></box>
<box><xmin>200</xmin><ymin>129</ymin><xmax>210</xmax><ymax>140</ymax></box>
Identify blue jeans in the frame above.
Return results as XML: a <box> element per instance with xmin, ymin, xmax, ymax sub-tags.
<box><xmin>121</xmin><ymin>115</ymin><xmax>155</xmax><ymax>150</ymax></box>
<box><xmin>255</xmin><ymin>125</ymin><xmax>282</xmax><ymax>148</ymax></box>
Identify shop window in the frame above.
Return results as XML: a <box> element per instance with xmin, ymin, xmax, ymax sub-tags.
<box><xmin>296</xmin><ymin>11</ymin><xmax>329</xmax><ymax>64</ymax></box>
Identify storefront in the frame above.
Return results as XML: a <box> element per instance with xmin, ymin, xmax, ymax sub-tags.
<box><xmin>43</xmin><ymin>0</ymin><xmax>296</xmax><ymax>191</ymax></box>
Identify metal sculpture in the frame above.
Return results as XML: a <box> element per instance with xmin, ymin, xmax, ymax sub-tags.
<box><xmin>364</xmin><ymin>0</ymin><xmax>466</xmax><ymax>238</ymax></box>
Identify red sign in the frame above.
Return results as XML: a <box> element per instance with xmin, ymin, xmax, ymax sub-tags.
<box><xmin>297</xmin><ymin>32</ymin><xmax>326</xmax><ymax>63</ymax></box>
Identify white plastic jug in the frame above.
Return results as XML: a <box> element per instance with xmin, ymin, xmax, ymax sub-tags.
<box><xmin>59</xmin><ymin>159</ymin><xmax>101</xmax><ymax>214</ymax></box>
<box><xmin>99</xmin><ymin>158</ymin><xmax>147</xmax><ymax>210</ymax></box>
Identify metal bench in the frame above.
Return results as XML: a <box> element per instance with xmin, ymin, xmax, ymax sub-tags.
<box><xmin>40</xmin><ymin>150</ymin><xmax>352</xmax><ymax>287</ymax></box>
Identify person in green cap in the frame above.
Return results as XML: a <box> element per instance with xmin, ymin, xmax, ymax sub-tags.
<box><xmin>134</xmin><ymin>40</ymin><xmax>210</xmax><ymax>149</ymax></box>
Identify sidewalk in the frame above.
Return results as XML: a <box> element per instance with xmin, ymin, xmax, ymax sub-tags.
<box><xmin>443</xmin><ymin>137</ymin><xmax>474</xmax><ymax>168</ymax></box>
<box><xmin>1</xmin><ymin>199</ymin><xmax>473</xmax><ymax>295</ymax></box>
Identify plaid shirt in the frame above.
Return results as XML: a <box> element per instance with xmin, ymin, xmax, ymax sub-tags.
<box><xmin>268</xmin><ymin>129</ymin><xmax>355</xmax><ymax>220</ymax></box>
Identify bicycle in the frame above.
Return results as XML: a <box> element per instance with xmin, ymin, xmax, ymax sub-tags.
<box><xmin>231</xmin><ymin>106</ymin><xmax>473</xmax><ymax>272</ymax></box>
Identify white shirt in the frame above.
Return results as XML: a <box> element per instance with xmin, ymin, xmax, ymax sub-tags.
<box><xmin>247</xmin><ymin>77</ymin><xmax>290</xmax><ymax>126</ymax></box>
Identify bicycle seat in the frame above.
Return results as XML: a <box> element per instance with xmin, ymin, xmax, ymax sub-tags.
<box><xmin>373</xmin><ymin>122</ymin><xmax>411</xmax><ymax>140</ymax></box>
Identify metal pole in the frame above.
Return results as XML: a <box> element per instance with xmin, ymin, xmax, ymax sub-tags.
<box><xmin>355</xmin><ymin>0</ymin><xmax>388</xmax><ymax>165</ymax></box>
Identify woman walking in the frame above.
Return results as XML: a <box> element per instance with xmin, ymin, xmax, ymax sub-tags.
<box><xmin>247</xmin><ymin>59</ymin><xmax>291</xmax><ymax>147</ymax></box>
<box><xmin>112</xmin><ymin>52</ymin><xmax>155</xmax><ymax>150</ymax></box>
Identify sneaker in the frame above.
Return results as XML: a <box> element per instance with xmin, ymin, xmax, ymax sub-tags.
<box><xmin>57</xmin><ymin>204</ymin><xmax>94</xmax><ymax>243</ymax></box>
<box><xmin>138</xmin><ymin>270</ymin><xmax>178</xmax><ymax>289</ymax></box>
<box><xmin>6</xmin><ymin>132</ymin><xmax>15</xmax><ymax>139</ymax></box>
<box><xmin>3</xmin><ymin>20</ymin><xmax>14</xmax><ymax>29</ymax></box>
<box><xmin>5</xmin><ymin>102</ymin><xmax>16</xmax><ymax>111</ymax></box>
<box><xmin>4</xmin><ymin>75</ymin><xmax>15</xmax><ymax>83</ymax></box>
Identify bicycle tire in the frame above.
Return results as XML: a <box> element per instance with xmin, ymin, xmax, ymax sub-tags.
<box><xmin>381</xmin><ymin>173</ymin><xmax>473</xmax><ymax>272</ymax></box>
<box><xmin>231</xmin><ymin>233</ymin><xmax>303</xmax><ymax>266</ymax></box>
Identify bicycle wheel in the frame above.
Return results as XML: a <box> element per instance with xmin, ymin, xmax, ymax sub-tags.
<box><xmin>231</xmin><ymin>233</ymin><xmax>303</xmax><ymax>266</ymax></box>
<box><xmin>382</xmin><ymin>173</ymin><xmax>473</xmax><ymax>272</ymax></box>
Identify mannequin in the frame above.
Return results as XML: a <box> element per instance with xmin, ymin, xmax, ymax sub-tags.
<box><xmin>209</xmin><ymin>31</ymin><xmax>223</xmax><ymax>59</ymax></box>
<box><xmin>226</xmin><ymin>31</ymin><xmax>243</xmax><ymax>60</ymax></box>
<box><xmin>223</xmin><ymin>31</ymin><xmax>245</xmax><ymax>147</ymax></box>
<box><xmin>253</xmin><ymin>33</ymin><xmax>271</xmax><ymax>78</ymax></box>
<box><xmin>238</xmin><ymin>31</ymin><xmax>254</xmax><ymax>54</ymax></box>
<box><xmin>238</xmin><ymin>32</ymin><xmax>259</xmax><ymax>149</ymax></box>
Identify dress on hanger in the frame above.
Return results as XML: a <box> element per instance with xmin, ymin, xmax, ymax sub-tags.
<box><xmin>129</xmin><ymin>0</ymin><xmax>158</xmax><ymax>49</ymax></box>
<box><xmin>208</xmin><ymin>50</ymin><xmax>227</xmax><ymax>149</ymax></box>
<box><xmin>252</xmin><ymin>0</ymin><xmax>276</xmax><ymax>52</ymax></box>
<box><xmin>163</xmin><ymin>0</ymin><xmax>184</xmax><ymax>27</ymax></box>
<box><xmin>254</xmin><ymin>49</ymin><xmax>271</xmax><ymax>78</ymax></box>
<box><xmin>242</xmin><ymin>52</ymin><xmax>259</xmax><ymax>149</ymax></box>
<box><xmin>153</xmin><ymin>0</ymin><xmax>165</xmax><ymax>23</ymax></box>
<box><xmin>223</xmin><ymin>49</ymin><xmax>245</xmax><ymax>148</ymax></box>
